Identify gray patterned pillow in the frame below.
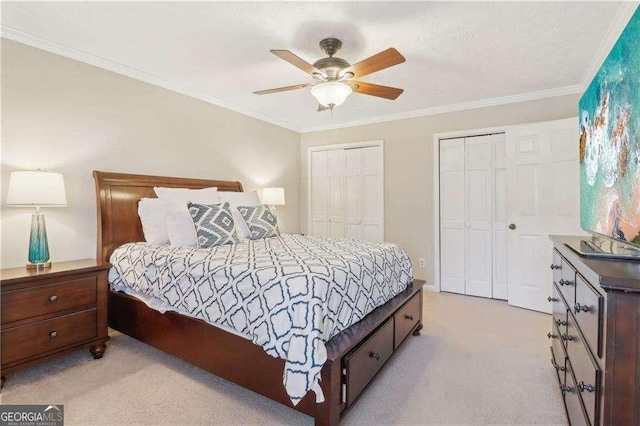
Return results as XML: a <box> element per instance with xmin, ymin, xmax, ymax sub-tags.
<box><xmin>237</xmin><ymin>204</ymin><xmax>280</xmax><ymax>240</ymax></box>
<box><xmin>188</xmin><ymin>202</ymin><xmax>239</xmax><ymax>248</ymax></box>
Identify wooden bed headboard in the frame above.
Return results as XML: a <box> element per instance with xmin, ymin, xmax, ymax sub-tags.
<box><xmin>93</xmin><ymin>171</ymin><xmax>243</xmax><ymax>262</ymax></box>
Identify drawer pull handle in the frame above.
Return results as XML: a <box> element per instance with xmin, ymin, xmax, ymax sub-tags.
<box><xmin>555</xmin><ymin>319</ymin><xmax>567</xmax><ymax>327</ymax></box>
<box><xmin>560</xmin><ymin>385</ymin><xmax>574</xmax><ymax>394</ymax></box>
<box><xmin>404</xmin><ymin>314</ymin><xmax>414</xmax><ymax>321</ymax></box>
<box><xmin>578</xmin><ymin>381</ymin><xmax>595</xmax><ymax>393</ymax></box>
<box><xmin>547</xmin><ymin>296</ymin><xmax>558</xmax><ymax>302</ymax></box>
<box><xmin>369</xmin><ymin>352</ymin><xmax>381</xmax><ymax>360</ymax></box>
<box><xmin>546</xmin><ymin>332</ymin><xmax>557</xmax><ymax>339</ymax></box>
<box><xmin>554</xmin><ymin>364</ymin><xmax>566</xmax><ymax>372</ymax></box>
<box><xmin>558</xmin><ymin>279</ymin><xmax>573</xmax><ymax>286</ymax></box>
<box><xmin>574</xmin><ymin>303</ymin><xmax>590</xmax><ymax>314</ymax></box>
<box><xmin>49</xmin><ymin>295</ymin><xmax>58</xmax><ymax>302</ymax></box>
<box><xmin>550</xmin><ymin>264</ymin><xmax>561</xmax><ymax>270</ymax></box>
<box><xmin>50</xmin><ymin>331</ymin><xmax>58</xmax><ymax>338</ymax></box>
<box><xmin>561</xmin><ymin>334</ymin><xmax>573</xmax><ymax>341</ymax></box>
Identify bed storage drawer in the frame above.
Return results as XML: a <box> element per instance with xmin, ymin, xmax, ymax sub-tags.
<box><xmin>345</xmin><ymin>318</ymin><xmax>394</xmax><ymax>406</ymax></box>
<box><xmin>394</xmin><ymin>291</ymin><xmax>421</xmax><ymax>349</ymax></box>
<box><xmin>1</xmin><ymin>276</ymin><xmax>97</xmax><ymax>324</ymax></box>
<box><xmin>1</xmin><ymin>309</ymin><xmax>97</xmax><ymax>365</ymax></box>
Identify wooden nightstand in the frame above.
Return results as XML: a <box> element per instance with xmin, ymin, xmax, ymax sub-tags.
<box><xmin>0</xmin><ymin>259</ymin><xmax>110</xmax><ymax>387</ymax></box>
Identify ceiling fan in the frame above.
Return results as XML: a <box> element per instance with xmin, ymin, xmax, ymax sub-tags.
<box><xmin>254</xmin><ymin>38</ymin><xmax>406</xmax><ymax>112</ymax></box>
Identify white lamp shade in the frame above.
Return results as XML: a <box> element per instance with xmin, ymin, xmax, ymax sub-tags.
<box><xmin>311</xmin><ymin>82</ymin><xmax>352</xmax><ymax>107</ymax></box>
<box><xmin>262</xmin><ymin>187</ymin><xmax>285</xmax><ymax>206</ymax></box>
<box><xmin>6</xmin><ymin>171</ymin><xmax>67</xmax><ymax>207</ymax></box>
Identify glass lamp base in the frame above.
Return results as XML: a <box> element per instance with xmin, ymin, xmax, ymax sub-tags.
<box><xmin>27</xmin><ymin>261</ymin><xmax>52</xmax><ymax>271</ymax></box>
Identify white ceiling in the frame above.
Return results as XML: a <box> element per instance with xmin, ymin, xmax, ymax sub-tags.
<box><xmin>0</xmin><ymin>2</ymin><xmax>633</xmax><ymax>132</ymax></box>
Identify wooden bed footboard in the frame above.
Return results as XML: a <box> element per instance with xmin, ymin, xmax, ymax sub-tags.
<box><xmin>108</xmin><ymin>282</ymin><xmax>423</xmax><ymax>425</ymax></box>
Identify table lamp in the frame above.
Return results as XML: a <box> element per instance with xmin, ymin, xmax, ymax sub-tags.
<box><xmin>6</xmin><ymin>170</ymin><xmax>67</xmax><ymax>270</ymax></box>
<box><xmin>261</xmin><ymin>187</ymin><xmax>285</xmax><ymax>211</ymax></box>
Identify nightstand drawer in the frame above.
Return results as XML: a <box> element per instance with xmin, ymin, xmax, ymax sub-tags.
<box><xmin>2</xmin><ymin>276</ymin><xmax>97</xmax><ymax>324</ymax></box>
<box><xmin>1</xmin><ymin>309</ymin><xmax>97</xmax><ymax>365</ymax></box>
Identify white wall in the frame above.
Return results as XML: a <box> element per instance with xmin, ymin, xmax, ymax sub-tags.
<box><xmin>301</xmin><ymin>94</ymin><xmax>581</xmax><ymax>285</ymax></box>
<box><xmin>1</xmin><ymin>40</ymin><xmax>301</xmax><ymax>268</ymax></box>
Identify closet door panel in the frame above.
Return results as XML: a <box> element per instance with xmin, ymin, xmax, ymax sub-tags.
<box><xmin>440</xmin><ymin>138</ymin><xmax>465</xmax><ymax>294</ymax></box>
<box><xmin>327</xmin><ymin>149</ymin><xmax>345</xmax><ymax>238</ymax></box>
<box><xmin>492</xmin><ymin>133</ymin><xmax>508</xmax><ymax>300</ymax></box>
<box><xmin>361</xmin><ymin>146</ymin><xmax>383</xmax><ymax>242</ymax></box>
<box><xmin>311</xmin><ymin>151</ymin><xmax>329</xmax><ymax>236</ymax></box>
<box><xmin>465</xmin><ymin>135</ymin><xmax>492</xmax><ymax>298</ymax></box>
<box><xmin>345</xmin><ymin>149</ymin><xmax>363</xmax><ymax>240</ymax></box>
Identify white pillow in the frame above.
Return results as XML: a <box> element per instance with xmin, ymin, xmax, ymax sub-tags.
<box><xmin>218</xmin><ymin>191</ymin><xmax>260</xmax><ymax>239</ymax></box>
<box><xmin>154</xmin><ymin>186</ymin><xmax>219</xmax><ymax>246</ymax></box>
<box><xmin>138</xmin><ymin>198</ymin><xmax>169</xmax><ymax>245</ymax></box>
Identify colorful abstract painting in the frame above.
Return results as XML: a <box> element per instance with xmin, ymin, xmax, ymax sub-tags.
<box><xmin>580</xmin><ymin>6</ymin><xmax>640</xmax><ymax>247</ymax></box>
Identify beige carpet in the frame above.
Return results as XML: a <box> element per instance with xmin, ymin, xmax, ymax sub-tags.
<box><xmin>1</xmin><ymin>291</ymin><xmax>566</xmax><ymax>425</ymax></box>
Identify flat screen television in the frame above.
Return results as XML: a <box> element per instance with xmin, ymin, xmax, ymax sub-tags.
<box><xmin>575</xmin><ymin>6</ymin><xmax>640</xmax><ymax>260</ymax></box>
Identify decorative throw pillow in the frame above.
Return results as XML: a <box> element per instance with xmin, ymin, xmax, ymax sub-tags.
<box><xmin>188</xmin><ymin>202</ymin><xmax>239</xmax><ymax>248</ymax></box>
<box><xmin>237</xmin><ymin>204</ymin><xmax>280</xmax><ymax>240</ymax></box>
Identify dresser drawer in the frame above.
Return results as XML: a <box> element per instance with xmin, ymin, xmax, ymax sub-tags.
<box><xmin>2</xmin><ymin>276</ymin><xmax>97</xmax><ymax>324</ymax></box>
<box><xmin>549</xmin><ymin>319</ymin><xmax>566</xmax><ymax>368</ymax></box>
<box><xmin>564</xmin><ymin>360</ymin><xmax>590</xmax><ymax>426</ymax></box>
<box><xmin>558</xmin><ymin>258</ymin><xmax>576</xmax><ymax>306</ymax></box>
<box><xmin>566</xmin><ymin>313</ymin><xmax>600</xmax><ymax>426</ymax></box>
<box><xmin>550</xmin><ymin>345</ymin><xmax>565</xmax><ymax>388</ymax></box>
<box><xmin>345</xmin><ymin>318</ymin><xmax>394</xmax><ymax>406</ymax></box>
<box><xmin>574</xmin><ymin>273</ymin><xmax>603</xmax><ymax>358</ymax></box>
<box><xmin>551</xmin><ymin>282</ymin><xmax>568</xmax><ymax>334</ymax></box>
<box><xmin>1</xmin><ymin>309</ymin><xmax>97</xmax><ymax>365</ymax></box>
<box><xmin>394</xmin><ymin>291</ymin><xmax>420</xmax><ymax>349</ymax></box>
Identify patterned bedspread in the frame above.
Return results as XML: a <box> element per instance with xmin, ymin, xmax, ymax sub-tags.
<box><xmin>108</xmin><ymin>234</ymin><xmax>413</xmax><ymax>404</ymax></box>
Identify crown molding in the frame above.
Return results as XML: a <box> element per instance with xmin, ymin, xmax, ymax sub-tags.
<box><xmin>300</xmin><ymin>85</ymin><xmax>583</xmax><ymax>133</ymax></box>
<box><xmin>0</xmin><ymin>25</ymin><xmax>302</xmax><ymax>132</ymax></box>
<box><xmin>580</xmin><ymin>2</ymin><xmax>638</xmax><ymax>89</ymax></box>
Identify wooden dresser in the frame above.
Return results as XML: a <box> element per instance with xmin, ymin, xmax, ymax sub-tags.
<box><xmin>549</xmin><ymin>236</ymin><xmax>640</xmax><ymax>425</ymax></box>
<box><xmin>1</xmin><ymin>259</ymin><xmax>110</xmax><ymax>387</ymax></box>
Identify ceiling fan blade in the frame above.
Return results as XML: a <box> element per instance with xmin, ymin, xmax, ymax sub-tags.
<box><xmin>318</xmin><ymin>104</ymin><xmax>330</xmax><ymax>112</ymax></box>
<box><xmin>351</xmin><ymin>81</ymin><xmax>404</xmax><ymax>100</ymax></box>
<box><xmin>347</xmin><ymin>48</ymin><xmax>405</xmax><ymax>78</ymax></box>
<box><xmin>270</xmin><ymin>50</ymin><xmax>318</xmax><ymax>75</ymax></box>
<box><xmin>253</xmin><ymin>83</ymin><xmax>313</xmax><ymax>95</ymax></box>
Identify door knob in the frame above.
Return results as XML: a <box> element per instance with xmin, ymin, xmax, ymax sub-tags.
<box><xmin>508</xmin><ymin>224</ymin><xmax>516</xmax><ymax>230</ymax></box>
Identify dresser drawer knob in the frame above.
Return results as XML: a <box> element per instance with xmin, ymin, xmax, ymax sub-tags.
<box><xmin>50</xmin><ymin>331</ymin><xmax>58</xmax><ymax>338</ymax></box>
<box><xmin>369</xmin><ymin>351</ymin><xmax>381</xmax><ymax>360</ymax></box>
<box><xmin>578</xmin><ymin>381</ymin><xmax>595</xmax><ymax>393</ymax></box>
<box><xmin>547</xmin><ymin>296</ymin><xmax>558</xmax><ymax>302</ymax></box>
<box><xmin>49</xmin><ymin>295</ymin><xmax>58</xmax><ymax>302</ymax></box>
<box><xmin>547</xmin><ymin>332</ymin><xmax>557</xmax><ymax>339</ymax></box>
<box><xmin>550</xmin><ymin>264</ymin><xmax>561</xmax><ymax>270</ymax></box>
<box><xmin>560</xmin><ymin>384</ymin><xmax>574</xmax><ymax>394</ymax></box>
<box><xmin>553</xmin><ymin>363</ymin><xmax>566</xmax><ymax>372</ymax></box>
<box><xmin>555</xmin><ymin>319</ymin><xmax>567</xmax><ymax>327</ymax></box>
<box><xmin>558</xmin><ymin>279</ymin><xmax>573</xmax><ymax>286</ymax></box>
<box><xmin>574</xmin><ymin>303</ymin><xmax>590</xmax><ymax>314</ymax></box>
<box><xmin>561</xmin><ymin>333</ymin><xmax>573</xmax><ymax>341</ymax></box>
<box><xmin>404</xmin><ymin>314</ymin><xmax>414</xmax><ymax>321</ymax></box>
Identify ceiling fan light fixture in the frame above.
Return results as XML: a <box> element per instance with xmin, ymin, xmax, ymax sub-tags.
<box><xmin>311</xmin><ymin>82</ymin><xmax>352</xmax><ymax>108</ymax></box>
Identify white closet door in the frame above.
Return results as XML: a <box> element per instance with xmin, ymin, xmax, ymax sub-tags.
<box><xmin>440</xmin><ymin>138</ymin><xmax>466</xmax><ymax>294</ymax></box>
<box><xmin>506</xmin><ymin>118</ymin><xmax>580</xmax><ymax>313</ymax></box>
<box><xmin>311</xmin><ymin>150</ymin><xmax>329</xmax><ymax>236</ymax></box>
<box><xmin>492</xmin><ymin>133</ymin><xmax>508</xmax><ymax>300</ymax></box>
<box><xmin>464</xmin><ymin>135</ymin><xmax>493</xmax><ymax>298</ymax></box>
<box><xmin>361</xmin><ymin>146</ymin><xmax>383</xmax><ymax>242</ymax></box>
<box><xmin>345</xmin><ymin>149</ymin><xmax>363</xmax><ymax>239</ymax></box>
<box><xmin>327</xmin><ymin>149</ymin><xmax>345</xmax><ymax>237</ymax></box>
